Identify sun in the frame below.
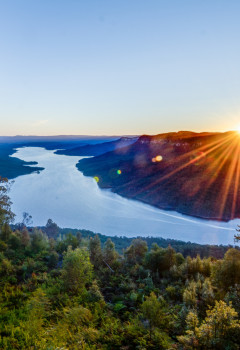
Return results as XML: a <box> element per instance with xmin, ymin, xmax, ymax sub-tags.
<box><xmin>236</xmin><ymin>126</ymin><xmax>240</xmax><ymax>134</ymax></box>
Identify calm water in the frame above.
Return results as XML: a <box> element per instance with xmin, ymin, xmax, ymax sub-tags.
<box><xmin>9</xmin><ymin>147</ymin><xmax>240</xmax><ymax>245</ymax></box>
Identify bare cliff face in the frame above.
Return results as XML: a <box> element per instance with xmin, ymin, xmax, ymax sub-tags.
<box><xmin>77</xmin><ymin>131</ymin><xmax>240</xmax><ymax>221</ymax></box>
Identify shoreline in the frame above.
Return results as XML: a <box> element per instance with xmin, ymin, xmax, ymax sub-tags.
<box><xmin>9</xmin><ymin>145</ymin><xmax>238</xmax><ymax>224</ymax></box>
<box><xmin>77</xmin><ymin>172</ymin><xmax>237</xmax><ymax>224</ymax></box>
<box><xmin>9</xmin><ymin>146</ymin><xmax>239</xmax><ymax>246</ymax></box>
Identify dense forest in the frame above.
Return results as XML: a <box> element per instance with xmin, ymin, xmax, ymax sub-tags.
<box><xmin>57</xmin><ymin>227</ymin><xmax>235</xmax><ymax>260</ymax></box>
<box><xmin>1</xmin><ymin>179</ymin><xmax>240</xmax><ymax>349</ymax></box>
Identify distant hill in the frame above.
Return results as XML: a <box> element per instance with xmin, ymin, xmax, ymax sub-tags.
<box><xmin>0</xmin><ymin>135</ymin><xmax>120</xmax><ymax>143</ymax></box>
<box><xmin>77</xmin><ymin>130</ymin><xmax>240</xmax><ymax>221</ymax></box>
<box><xmin>0</xmin><ymin>136</ymin><xmax>122</xmax><ymax>179</ymax></box>
<box><xmin>0</xmin><ymin>135</ymin><xmax>120</xmax><ymax>150</ymax></box>
<box><xmin>56</xmin><ymin>227</ymin><xmax>233</xmax><ymax>259</ymax></box>
<box><xmin>55</xmin><ymin>137</ymin><xmax>138</xmax><ymax>156</ymax></box>
<box><xmin>0</xmin><ymin>144</ymin><xmax>44</xmax><ymax>179</ymax></box>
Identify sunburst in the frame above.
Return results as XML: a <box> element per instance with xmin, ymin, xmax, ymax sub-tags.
<box><xmin>129</xmin><ymin>131</ymin><xmax>240</xmax><ymax>221</ymax></box>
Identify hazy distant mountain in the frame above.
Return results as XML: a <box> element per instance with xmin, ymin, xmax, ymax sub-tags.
<box><xmin>0</xmin><ymin>135</ymin><xmax>119</xmax><ymax>143</ymax></box>
<box><xmin>55</xmin><ymin>137</ymin><xmax>138</xmax><ymax>156</ymax></box>
<box><xmin>77</xmin><ymin>131</ymin><xmax>240</xmax><ymax>221</ymax></box>
<box><xmin>0</xmin><ymin>135</ymin><xmax>120</xmax><ymax>151</ymax></box>
<box><xmin>0</xmin><ymin>136</ymin><xmax>121</xmax><ymax>179</ymax></box>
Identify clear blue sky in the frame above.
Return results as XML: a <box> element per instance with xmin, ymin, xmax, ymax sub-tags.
<box><xmin>0</xmin><ymin>0</ymin><xmax>240</xmax><ymax>136</ymax></box>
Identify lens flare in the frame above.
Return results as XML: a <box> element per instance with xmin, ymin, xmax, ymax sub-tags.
<box><xmin>152</xmin><ymin>155</ymin><xmax>163</xmax><ymax>163</ymax></box>
<box><xmin>155</xmin><ymin>155</ymin><xmax>163</xmax><ymax>162</ymax></box>
<box><xmin>129</xmin><ymin>131</ymin><xmax>240</xmax><ymax>221</ymax></box>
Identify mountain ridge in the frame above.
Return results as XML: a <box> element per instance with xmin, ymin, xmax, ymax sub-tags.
<box><xmin>77</xmin><ymin>130</ymin><xmax>240</xmax><ymax>221</ymax></box>
<box><xmin>55</xmin><ymin>137</ymin><xmax>138</xmax><ymax>156</ymax></box>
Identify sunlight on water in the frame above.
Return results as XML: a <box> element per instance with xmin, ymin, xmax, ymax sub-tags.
<box><xmin>9</xmin><ymin>147</ymin><xmax>240</xmax><ymax>245</ymax></box>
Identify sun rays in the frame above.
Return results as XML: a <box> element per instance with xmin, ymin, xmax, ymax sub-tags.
<box><xmin>128</xmin><ymin>131</ymin><xmax>240</xmax><ymax>221</ymax></box>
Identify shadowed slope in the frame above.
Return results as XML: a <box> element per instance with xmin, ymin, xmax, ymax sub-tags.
<box><xmin>77</xmin><ymin>131</ymin><xmax>240</xmax><ymax>221</ymax></box>
<box><xmin>55</xmin><ymin>137</ymin><xmax>138</xmax><ymax>156</ymax></box>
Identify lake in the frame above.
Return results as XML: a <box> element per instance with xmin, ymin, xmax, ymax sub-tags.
<box><xmin>9</xmin><ymin>147</ymin><xmax>240</xmax><ymax>245</ymax></box>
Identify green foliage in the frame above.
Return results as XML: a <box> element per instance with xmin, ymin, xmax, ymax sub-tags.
<box><xmin>183</xmin><ymin>277</ymin><xmax>214</xmax><ymax>312</ymax></box>
<box><xmin>103</xmin><ymin>238</ymin><xmax>118</xmax><ymax>266</ymax></box>
<box><xmin>62</xmin><ymin>247</ymin><xmax>93</xmax><ymax>295</ymax></box>
<box><xmin>45</xmin><ymin>218</ymin><xmax>59</xmax><ymax>239</ymax></box>
<box><xmin>0</xmin><ymin>178</ymin><xmax>15</xmax><ymax>227</ymax></box>
<box><xmin>56</xmin><ymin>232</ymin><xmax>81</xmax><ymax>253</ymax></box>
<box><xmin>89</xmin><ymin>234</ymin><xmax>103</xmax><ymax>268</ymax></box>
<box><xmin>0</xmin><ymin>203</ymin><xmax>240</xmax><ymax>350</ymax></box>
<box><xmin>30</xmin><ymin>228</ymin><xmax>48</xmax><ymax>254</ymax></box>
<box><xmin>196</xmin><ymin>301</ymin><xmax>240</xmax><ymax>348</ymax></box>
<box><xmin>144</xmin><ymin>244</ymin><xmax>178</xmax><ymax>280</ymax></box>
<box><xmin>212</xmin><ymin>248</ymin><xmax>240</xmax><ymax>293</ymax></box>
<box><xmin>141</xmin><ymin>292</ymin><xmax>171</xmax><ymax>345</ymax></box>
<box><xmin>57</xmin><ymin>226</ymin><xmax>234</xmax><ymax>259</ymax></box>
<box><xmin>125</xmin><ymin>238</ymin><xmax>148</xmax><ymax>265</ymax></box>
<box><xmin>179</xmin><ymin>301</ymin><xmax>240</xmax><ymax>349</ymax></box>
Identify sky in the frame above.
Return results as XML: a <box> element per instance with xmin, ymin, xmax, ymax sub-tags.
<box><xmin>0</xmin><ymin>0</ymin><xmax>240</xmax><ymax>136</ymax></box>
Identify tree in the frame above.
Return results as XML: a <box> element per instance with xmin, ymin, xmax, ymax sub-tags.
<box><xmin>31</xmin><ymin>228</ymin><xmax>48</xmax><ymax>253</ymax></box>
<box><xmin>177</xmin><ymin>310</ymin><xmax>199</xmax><ymax>349</ymax></box>
<box><xmin>196</xmin><ymin>301</ymin><xmax>240</xmax><ymax>349</ymax></box>
<box><xmin>22</xmin><ymin>212</ymin><xmax>33</xmax><ymax>227</ymax></box>
<box><xmin>144</xmin><ymin>244</ymin><xmax>177</xmax><ymax>277</ymax></box>
<box><xmin>0</xmin><ymin>257</ymin><xmax>15</xmax><ymax>276</ymax></box>
<box><xmin>212</xmin><ymin>248</ymin><xmax>240</xmax><ymax>291</ymax></box>
<box><xmin>47</xmin><ymin>251</ymin><xmax>59</xmax><ymax>269</ymax></box>
<box><xmin>183</xmin><ymin>278</ymin><xmax>214</xmax><ymax>312</ymax></box>
<box><xmin>178</xmin><ymin>301</ymin><xmax>240</xmax><ymax>349</ymax></box>
<box><xmin>225</xmin><ymin>284</ymin><xmax>240</xmax><ymax>314</ymax></box>
<box><xmin>45</xmin><ymin>218</ymin><xmax>59</xmax><ymax>239</ymax></box>
<box><xmin>0</xmin><ymin>177</ymin><xmax>15</xmax><ymax>227</ymax></box>
<box><xmin>89</xmin><ymin>235</ymin><xmax>103</xmax><ymax>268</ymax></box>
<box><xmin>62</xmin><ymin>247</ymin><xmax>93</xmax><ymax>295</ymax></box>
<box><xmin>21</xmin><ymin>227</ymin><xmax>30</xmax><ymax>247</ymax></box>
<box><xmin>144</xmin><ymin>244</ymin><xmax>166</xmax><ymax>274</ymax></box>
<box><xmin>16</xmin><ymin>212</ymin><xmax>33</xmax><ymax>230</ymax></box>
<box><xmin>125</xmin><ymin>238</ymin><xmax>148</xmax><ymax>265</ymax></box>
<box><xmin>183</xmin><ymin>280</ymin><xmax>198</xmax><ymax>308</ymax></box>
<box><xmin>8</xmin><ymin>232</ymin><xmax>21</xmax><ymax>250</ymax></box>
<box><xmin>45</xmin><ymin>306</ymin><xmax>98</xmax><ymax>349</ymax></box>
<box><xmin>63</xmin><ymin>233</ymin><xmax>80</xmax><ymax>250</ymax></box>
<box><xmin>141</xmin><ymin>292</ymin><xmax>170</xmax><ymax>340</ymax></box>
<box><xmin>21</xmin><ymin>288</ymin><xmax>50</xmax><ymax>348</ymax></box>
<box><xmin>164</xmin><ymin>245</ymin><xmax>177</xmax><ymax>270</ymax></box>
<box><xmin>103</xmin><ymin>238</ymin><xmax>118</xmax><ymax>266</ymax></box>
<box><xmin>0</xmin><ymin>222</ymin><xmax>12</xmax><ymax>242</ymax></box>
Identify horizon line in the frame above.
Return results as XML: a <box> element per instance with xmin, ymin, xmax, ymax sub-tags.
<box><xmin>0</xmin><ymin>130</ymin><xmax>237</xmax><ymax>138</ymax></box>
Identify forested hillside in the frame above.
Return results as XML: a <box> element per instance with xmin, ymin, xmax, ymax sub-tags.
<box><xmin>57</xmin><ymin>227</ymin><xmax>234</xmax><ymax>260</ymax></box>
<box><xmin>1</xmin><ymin>179</ymin><xmax>240</xmax><ymax>349</ymax></box>
<box><xmin>78</xmin><ymin>131</ymin><xmax>240</xmax><ymax>221</ymax></box>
